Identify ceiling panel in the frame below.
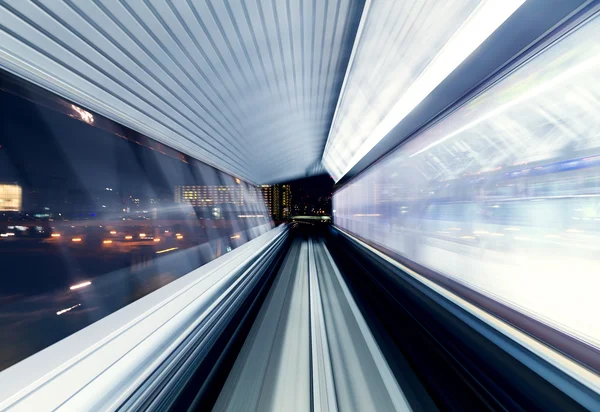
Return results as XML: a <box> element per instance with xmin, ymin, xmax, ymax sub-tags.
<box><xmin>0</xmin><ymin>0</ymin><xmax>364</xmax><ymax>184</ymax></box>
<box><xmin>322</xmin><ymin>0</ymin><xmax>528</xmax><ymax>181</ymax></box>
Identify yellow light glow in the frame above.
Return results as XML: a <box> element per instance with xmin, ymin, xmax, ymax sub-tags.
<box><xmin>125</xmin><ymin>235</ymin><xmax>133</xmax><ymax>240</ymax></box>
<box><xmin>103</xmin><ymin>240</ymin><xmax>113</xmax><ymax>244</ymax></box>
<box><xmin>176</xmin><ymin>235</ymin><xmax>183</xmax><ymax>240</ymax></box>
<box><xmin>156</xmin><ymin>247</ymin><xmax>178</xmax><ymax>254</ymax></box>
<box><xmin>109</xmin><ymin>230</ymin><xmax>117</xmax><ymax>235</ymax></box>
<box><xmin>230</xmin><ymin>234</ymin><xmax>241</xmax><ymax>239</ymax></box>
<box><xmin>72</xmin><ymin>238</ymin><xmax>82</xmax><ymax>242</ymax></box>
<box><xmin>153</xmin><ymin>238</ymin><xmax>160</xmax><ymax>242</ymax></box>
<box><xmin>51</xmin><ymin>233</ymin><xmax>61</xmax><ymax>238</ymax></box>
<box><xmin>139</xmin><ymin>233</ymin><xmax>146</xmax><ymax>238</ymax></box>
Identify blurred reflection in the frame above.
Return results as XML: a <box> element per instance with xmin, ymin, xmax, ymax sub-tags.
<box><xmin>334</xmin><ymin>16</ymin><xmax>600</xmax><ymax>347</ymax></box>
<box><xmin>0</xmin><ymin>76</ymin><xmax>272</xmax><ymax>371</ymax></box>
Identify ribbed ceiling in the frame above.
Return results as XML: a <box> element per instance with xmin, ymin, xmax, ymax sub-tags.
<box><xmin>0</xmin><ymin>0</ymin><xmax>364</xmax><ymax>184</ymax></box>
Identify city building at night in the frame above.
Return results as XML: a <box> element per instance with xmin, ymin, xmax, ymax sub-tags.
<box><xmin>260</xmin><ymin>185</ymin><xmax>274</xmax><ymax>217</ymax></box>
<box><xmin>0</xmin><ymin>184</ymin><xmax>22</xmax><ymax>212</ymax></box>
<box><xmin>281</xmin><ymin>184</ymin><xmax>291</xmax><ymax>218</ymax></box>
<box><xmin>260</xmin><ymin>184</ymin><xmax>292</xmax><ymax>219</ymax></box>
<box><xmin>174</xmin><ymin>185</ymin><xmax>244</xmax><ymax>207</ymax></box>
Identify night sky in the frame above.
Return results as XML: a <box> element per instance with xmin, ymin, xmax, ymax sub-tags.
<box><xmin>1</xmin><ymin>81</ymin><xmax>334</xmax><ymax>215</ymax></box>
<box><xmin>288</xmin><ymin>174</ymin><xmax>333</xmax><ymax>199</ymax></box>
<box><xmin>0</xmin><ymin>88</ymin><xmax>231</xmax><ymax>209</ymax></box>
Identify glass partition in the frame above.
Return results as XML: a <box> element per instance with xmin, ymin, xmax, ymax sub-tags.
<box><xmin>333</xmin><ymin>15</ymin><xmax>600</xmax><ymax>349</ymax></box>
<box><xmin>0</xmin><ymin>72</ymin><xmax>272</xmax><ymax>371</ymax></box>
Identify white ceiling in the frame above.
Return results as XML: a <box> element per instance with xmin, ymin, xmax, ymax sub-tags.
<box><xmin>0</xmin><ymin>0</ymin><xmax>364</xmax><ymax>184</ymax></box>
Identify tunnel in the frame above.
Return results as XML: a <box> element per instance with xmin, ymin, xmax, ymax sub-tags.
<box><xmin>0</xmin><ymin>0</ymin><xmax>599</xmax><ymax>410</ymax></box>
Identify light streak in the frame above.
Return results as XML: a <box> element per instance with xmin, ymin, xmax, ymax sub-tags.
<box><xmin>156</xmin><ymin>247</ymin><xmax>178</xmax><ymax>254</ymax></box>
<box><xmin>69</xmin><ymin>281</ymin><xmax>91</xmax><ymax>290</ymax></box>
<box><xmin>56</xmin><ymin>304</ymin><xmax>81</xmax><ymax>316</ymax></box>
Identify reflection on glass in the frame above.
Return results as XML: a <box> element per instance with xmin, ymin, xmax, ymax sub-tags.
<box><xmin>0</xmin><ymin>75</ymin><xmax>272</xmax><ymax>371</ymax></box>
<box><xmin>334</xmin><ymin>17</ymin><xmax>600</xmax><ymax>348</ymax></box>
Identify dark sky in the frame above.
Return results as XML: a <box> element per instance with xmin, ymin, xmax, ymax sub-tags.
<box><xmin>1</xmin><ymin>84</ymin><xmax>334</xmax><ymax>214</ymax></box>
<box><xmin>0</xmin><ymin>88</ymin><xmax>229</xmax><ymax>203</ymax></box>
<box><xmin>287</xmin><ymin>174</ymin><xmax>333</xmax><ymax>199</ymax></box>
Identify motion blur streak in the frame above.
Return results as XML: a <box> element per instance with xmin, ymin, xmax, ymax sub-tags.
<box><xmin>155</xmin><ymin>247</ymin><xmax>178</xmax><ymax>255</ymax></box>
<box><xmin>214</xmin><ymin>237</ymin><xmax>409</xmax><ymax>412</ymax></box>
<box><xmin>323</xmin><ymin>0</ymin><xmax>526</xmax><ymax>180</ymax></box>
<box><xmin>69</xmin><ymin>281</ymin><xmax>91</xmax><ymax>291</ymax></box>
<box><xmin>56</xmin><ymin>304</ymin><xmax>81</xmax><ymax>316</ymax></box>
<box><xmin>333</xmin><ymin>14</ymin><xmax>600</xmax><ymax>347</ymax></box>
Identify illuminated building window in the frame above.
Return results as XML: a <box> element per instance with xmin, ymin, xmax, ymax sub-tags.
<box><xmin>0</xmin><ymin>184</ymin><xmax>22</xmax><ymax>212</ymax></box>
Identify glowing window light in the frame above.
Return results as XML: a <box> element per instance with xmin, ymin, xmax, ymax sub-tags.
<box><xmin>109</xmin><ymin>230</ymin><xmax>117</xmax><ymax>235</ymax></box>
<box><xmin>322</xmin><ymin>0</ymin><xmax>526</xmax><ymax>181</ymax></box>
<box><xmin>103</xmin><ymin>240</ymin><xmax>113</xmax><ymax>244</ymax></box>
<box><xmin>72</xmin><ymin>237</ymin><xmax>82</xmax><ymax>242</ymax></box>
<box><xmin>0</xmin><ymin>184</ymin><xmax>22</xmax><ymax>212</ymax></box>
<box><xmin>125</xmin><ymin>235</ymin><xmax>133</xmax><ymax>240</ymax></box>
<box><xmin>69</xmin><ymin>281</ymin><xmax>91</xmax><ymax>290</ymax></box>
<box><xmin>51</xmin><ymin>233</ymin><xmax>61</xmax><ymax>237</ymax></box>
<box><xmin>139</xmin><ymin>233</ymin><xmax>146</xmax><ymax>238</ymax></box>
<box><xmin>153</xmin><ymin>238</ymin><xmax>161</xmax><ymax>242</ymax></box>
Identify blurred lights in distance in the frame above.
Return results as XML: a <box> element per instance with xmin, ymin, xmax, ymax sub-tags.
<box><xmin>153</xmin><ymin>238</ymin><xmax>160</xmax><ymax>242</ymax></box>
<box><xmin>56</xmin><ymin>304</ymin><xmax>81</xmax><ymax>316</ymax></box>
<box><xmin>72</xmin><ymin>238</ymin><xmax>82</xmax><ymax>242</ymax></box>
<box><xmin>176</xmin><ymin>235</ymin><xmax>183</xmax><ymax>240</ymax></box>
<box><xmin>69</xmin><ymin>281</ymin><xmax>91</xmax><ymax>290</ymax></box>
<box><xmin>51</xmin><ymin>233</ymin><xmax>61</xmax><ymax>237</ymax></box>
<box><xmin>125</xmin><ymin>235</ymin><xmax>133</xmax><ymax>240</ymax></box>
<box><xmin>156</xmin><ymin>247</ymin><xmax>178</xmax><ymax>254</ymax></box>
<box><xmin>103</xmin><ymin>240</ymin><xmax>113</xmax><ymax>244</ymax></box>
<box><xmin>109</xmin><ymin>230</ymin><xmax>117</xmax><ymax>235</ymax></box>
